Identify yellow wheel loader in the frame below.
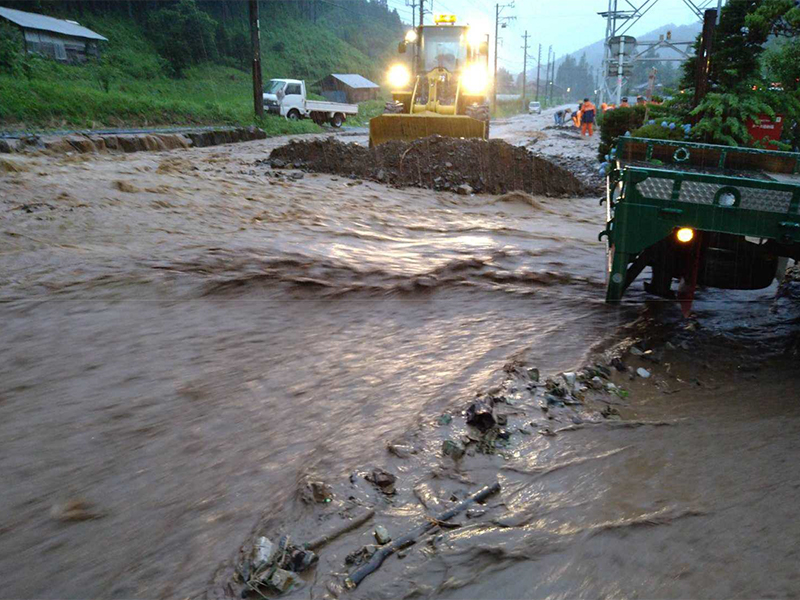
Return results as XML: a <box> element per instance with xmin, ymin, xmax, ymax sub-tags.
<box><xmin>369</xmin><ymin>14</ymin><xmax>491</xmax><ymax>147</ymax></box>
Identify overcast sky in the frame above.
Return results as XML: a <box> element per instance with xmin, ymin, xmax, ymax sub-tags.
<box><xmin>385</xmin><ymin>0</ymin><xmax>707</xmax><ymax>74</ymax></box>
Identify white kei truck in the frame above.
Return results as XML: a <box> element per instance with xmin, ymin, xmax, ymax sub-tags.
<box><xmin>263</xmin><ymin>78</ymin><xmax>358</xmax><ymax>127</ymax></box>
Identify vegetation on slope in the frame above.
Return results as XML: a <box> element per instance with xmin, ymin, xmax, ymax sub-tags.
<box><xmin>0</xmin><ymin>0</ymin><xmax>402</xmax><ymax>131</ymax></box>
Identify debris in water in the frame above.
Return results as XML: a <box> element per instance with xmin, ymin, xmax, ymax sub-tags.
<box><xmin>437</xmin><ymin>413</ymin><xmax>453</xmax><ymax>426</ymax></box>
<box><xmin>387</xmin><ymin>443</ymin><xmax>416</xmax><ymax>458</ymax></box>
<box><xmin>456</xmin><ymin>184</ymin><xmax>473</xmax><ymax>195</ymax></box>
<box><xmin>50</xmin><ymin>498</ymin><xmax>103</xmax><ymax>522</ymax></box>
<box><xmin>442</xmin><ymin>439</ymin><xmax>465</xmax><ymax>460</ymax></box>
<box><xmin>302</xmin><ymin>480</ymin><xmax>333</xmax><ymax>504</ymax></box>
<box><xmin>305</xmin><ymin>509</ymin><xmax>375</xmax><ymax>551</ymax></box>
<box><xmin>374</xmin><ymin>525</ymin><xmax>391</xmax><ymax>545</ymax></box>
<box><xmin>252</xmin><ymin>536</ymin><xmax>275</xmax><ymax>569</ymax></box>
<box><xmin>344</xmin><ymin>482</ymin><xmax>502</xmax><ymax>589</ymax></box>
<box><xmin>465</xmin><ymin>399</ymin><xmax>496</xmax><ymax>432</ymax></box>
<box><xmin>366</xmin><ymin>468</ymin><xmax>397</xmax><ymax>495</ymax></box>
<box><xmin>637</xmin><ymin>367</ymin><xmax>651</xmax><ymax>379</ymax></box>
<box><xmin>267</xmin><ymin>568</ymin><xmax>300</xmax><ymax>594</ymax></box>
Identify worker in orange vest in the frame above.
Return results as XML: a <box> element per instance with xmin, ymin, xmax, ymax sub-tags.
<box><xmin>580</xmin><ymin>98</ymin><xmax>596</xmax><ymax>137</ymax></box>
<box><xmin>601</xmin><ymin>102</ymin><xmax>608</xmax><ymax>112</ymax></box>
<box><xmin>572</xmin><ymin>103</ymin><xmax>582</xmax><ymax>128</ymax></box>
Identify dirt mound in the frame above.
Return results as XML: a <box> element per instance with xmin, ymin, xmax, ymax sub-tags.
<box><xmin>267</xmin><ymin>136</ymin><xmax>591</xmax><ymax>197</ymax></box>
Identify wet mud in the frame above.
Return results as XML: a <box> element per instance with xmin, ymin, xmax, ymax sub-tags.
<box><xmin>267</xmin><ymin>135</ymin><xmax>591</xmax><ymax>197</ymax></box>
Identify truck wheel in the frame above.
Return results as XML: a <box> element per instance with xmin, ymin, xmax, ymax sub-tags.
<box><xmin>287</xmin><ymin>109</ymin><xmax>301</xmax><ymax>121</ymax></box>
<box><xmin>330</xmin><ymin>113</ymin><xmax>344</xmax><ymax>128</ymax></box>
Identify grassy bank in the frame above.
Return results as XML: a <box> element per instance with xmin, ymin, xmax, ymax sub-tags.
<box><xmin>0</xmin><ymin>61</ymin><xmax>322</xmax><ymax>134</ymax></box>
<box><xmin>0</xmin><ymin>8</ymin><xmax>396</xmax><ymax>133</ymax></box>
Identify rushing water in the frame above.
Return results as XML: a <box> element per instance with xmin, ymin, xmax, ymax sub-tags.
<box><xmin>0</xmin><ymin>139</ymin><xmax>639</xmax><ymax>598</ymax></box>
<box><xmin>2</xmin><ymin>134</ymin><xmax>798</xmax><ymax>600</ymax></box>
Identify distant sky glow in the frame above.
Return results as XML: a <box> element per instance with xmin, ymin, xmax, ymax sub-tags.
<box><xmin>385</xmin><ymin>0</ymin><xmax>703</xmax><ymax>74</ymax></box>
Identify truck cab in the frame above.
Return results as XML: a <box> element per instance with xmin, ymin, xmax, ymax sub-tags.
<box><xmin>263</xmin><ymin>78</ymin><xmax>305</xmax><ymax>118</ymax></box>
<box><xmin>263</xmin><ymin>78</ymin><xmax>358</xmax><ymax>126</ymax></box>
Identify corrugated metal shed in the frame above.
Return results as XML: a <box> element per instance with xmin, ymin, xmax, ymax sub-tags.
<box><xmin>330</xmin><ymin>74</ymin><xmax>379</xmax><ymax>89</ymax></box>
<box><xmin>0</xmin><ymin>7</ymin><xmax>108</xmax><ymax>41</ymax></box>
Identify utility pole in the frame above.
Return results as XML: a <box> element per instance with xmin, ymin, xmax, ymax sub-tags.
<box><xmin>693</xmin><ymin>8</ymin><xmax>717</xmax><ymax>107</ymax></box>
<box><xmin>249</xmin><ymin>0</ymin><xmax>264</xmax><ymax>118</ymax></box>
<box><xmin>521</xmin><ymin>30</ymin><xmax>529</xmax><ymax>107</ymax></box>
<box><xmin>535</xmin><ymin>43</ymin><xmax>541</xmax><ymax>101</ymax></box>
<box><xmin>547</xmin><ymin>45</ymin><xmax>553</xmax><ymax>105</ymax></box>
<box><xmin>493</xmin><ymin>2</ymin><xmax>516</xmax><ymax>110</ymax></box>
<box><xmin>419</xmin><ymin>0</ymin><xmax>424</xmax><ymax>29</ymax></box>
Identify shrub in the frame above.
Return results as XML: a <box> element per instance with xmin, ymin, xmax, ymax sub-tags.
<box><xmin>631</xmin><ymin>123</ymin><xmax>685</xmax><ymax>141</ymax></box>
<box><xmin>597</xmin><ymin>105</ymin><xmax>646</xmax><ymax>162</ymax></box>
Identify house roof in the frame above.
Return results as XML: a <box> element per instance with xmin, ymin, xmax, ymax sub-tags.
<box><xmin>329</xmin><ymin>74</ymin><xmax>379</xmax><ymax>89</ymax></box>
<box><xmin>0</xmin><ymin>7</ymin><xmax>108</xmax><ymax>41</ymax></box>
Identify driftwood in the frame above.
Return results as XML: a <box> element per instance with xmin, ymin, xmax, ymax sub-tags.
<box><xmin>344</xmin><ymin>482</ymin><xmax>501</xmax><ymax>589</ymax></box>
<box><xmin>305</xmin><ymin>509</ymin><xmax>376</xmax><ymax>551</ymax></box>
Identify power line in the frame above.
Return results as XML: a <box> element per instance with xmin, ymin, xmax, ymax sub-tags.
<box><xmin>493</xmin><ymin>2</ymin><xmax>516</xmax><ymax>109</ymax></box>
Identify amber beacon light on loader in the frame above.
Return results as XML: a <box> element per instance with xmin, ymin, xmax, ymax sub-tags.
<box><xmin>369</xmin><ymin>14</ymin><xmax>491</xmax><ymax>147</ymax></box>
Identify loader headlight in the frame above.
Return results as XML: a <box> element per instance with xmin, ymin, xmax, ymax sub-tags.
<box><xmin>387</xmin><ymin>64</ymin><xmax>411</xmax><ymax>89</ymax></box>
<box><xmin>676</xmin><ymin>228</ymin><xmax>694</xmax><ymax>243</ymax></box>
<box><xmin>466</xmin><ymin>26</ymin><xmax>486</xmax><ymax>48</ymax></box>
<box><xmin>405</xmin><ymin>29</ymin><xmax>418</xmax><ymax>43</ymax></box>
<box><xmin>461</xmin><ymin>63</ymin><xmax>489</xmax><ymax>95</ymax></box>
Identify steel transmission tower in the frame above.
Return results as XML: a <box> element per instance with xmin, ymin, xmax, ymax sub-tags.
<box><xmin>598</xmin><ymin>0</ymin><xmax>726</xmax><ymax>106</ymax></box>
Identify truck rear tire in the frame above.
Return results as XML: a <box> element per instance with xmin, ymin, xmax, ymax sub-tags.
<box><xmin>287</xmin><ymin>109</ymin><xmax>301</xmax><ymax>121</ymax></box>
<box><xmin>330</xmin><ymin>113</ymin><xmax>344</xmax><ymax>128</ymax></box>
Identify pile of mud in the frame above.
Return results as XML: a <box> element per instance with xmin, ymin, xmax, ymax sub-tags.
<box><xmin>267</xmin><ymin>136</ymin><xmax>591</xmax><ymax>197</ymax></box>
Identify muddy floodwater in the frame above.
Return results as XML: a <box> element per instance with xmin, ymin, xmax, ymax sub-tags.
<box><xmin>2</xmin><ymin>121</ymin><xmax>799</xmax><ymax>600</ymax></box>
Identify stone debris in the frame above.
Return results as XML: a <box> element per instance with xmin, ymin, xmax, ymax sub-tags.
<box><xmin>442</xmin><ymin>439</ymin><xmax>465</xmax><ymax>460</ymax></box>
<box><xmin>374</xmin><ymin>525</ymin><xmax>391</xmax><ymax>545</ymax></box>
<box><xmin>465</xmin><ymin>399</ymin><xmax>496</xmax><ymax>432</ymax></box>
<box><xmin>366</xmin><ymin>468</ymin><xmax>397</xmax><ymax>495</ymax></box>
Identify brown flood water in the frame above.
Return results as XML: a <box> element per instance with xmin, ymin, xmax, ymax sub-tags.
<box><xmin>1</xmin><ymin>132</ymin><xmax>798</xmax><ymax>599</ymax></box>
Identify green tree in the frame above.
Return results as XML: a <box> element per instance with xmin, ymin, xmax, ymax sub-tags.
<box><xmin>146</xmin><ymin>0</ymin><xmax>219</xmax><ymax>76</ymax></box>
<box><xmin>679</xmin><ymin>0</ymin><xmax>800</xmax><ymax>147</ymax></box>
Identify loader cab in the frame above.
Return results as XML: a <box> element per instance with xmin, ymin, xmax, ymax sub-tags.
<box><xmin>421</xmin><ymin>26</ymin><xmax>468</xmax><ymax>72</ymax></box>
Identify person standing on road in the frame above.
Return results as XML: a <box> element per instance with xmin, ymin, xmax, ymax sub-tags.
<box><xmin>580</xmin><ymin>98</ymin><xmax>596</xmax><ymax>138</ymax></box>
<box><xmin>554</xmin><ymin>109</ymin><xmax>562</xmax><ymax>126</ymax></box>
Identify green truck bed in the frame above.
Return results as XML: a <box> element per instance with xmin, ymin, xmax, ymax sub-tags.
<box><xmin>602</xmin><ymin>137</ymin><xmax>800</xmax><ymax>302</ymax></box>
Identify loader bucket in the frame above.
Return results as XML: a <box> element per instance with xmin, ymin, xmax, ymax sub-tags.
<box><xmin>369</xmin><ymin>113</ymin><xmax>487</xmax><ymax>147</ymax></box>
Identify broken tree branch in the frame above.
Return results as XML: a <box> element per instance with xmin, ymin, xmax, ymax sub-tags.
<box><xmin>344</xmin><ymin>482</ymin><xmax>501</xmax><ymax>589</ymax></box>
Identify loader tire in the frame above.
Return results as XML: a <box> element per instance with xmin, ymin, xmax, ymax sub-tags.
<box><xmin>466</xmin><ymin>104</ymin><xmax>491</xmax><ymax>138</ymax></box>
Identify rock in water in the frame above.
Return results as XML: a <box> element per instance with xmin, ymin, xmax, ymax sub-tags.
<box><xmin>442</xmin><ymin>439</ymin><xmax>465</xmax><ymax>459</ymax></box>
<box><xmin>374</xmin><ymin>525</ymin><xmax>391</xmax><ymax>545</ymax></box>
<box><xmin>456</xmin><ymin>184</ymin><xmax>473</xmax><ymax>195</ymax></box>
<box><xmin>366</xmin><ymin>468</ymin><xmax>397</xmax><ymax>495</ymax></box>
<box><xmin>465</xmin><ymin>399</ymin><xmax>496</xmax><ymax>432</ymax></box>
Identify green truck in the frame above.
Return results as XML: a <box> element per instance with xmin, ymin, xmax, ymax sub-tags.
<box><xmin>601</xmin><ymin>137</ymin><xmax>800</xmax><ymax>308</ymax></box>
